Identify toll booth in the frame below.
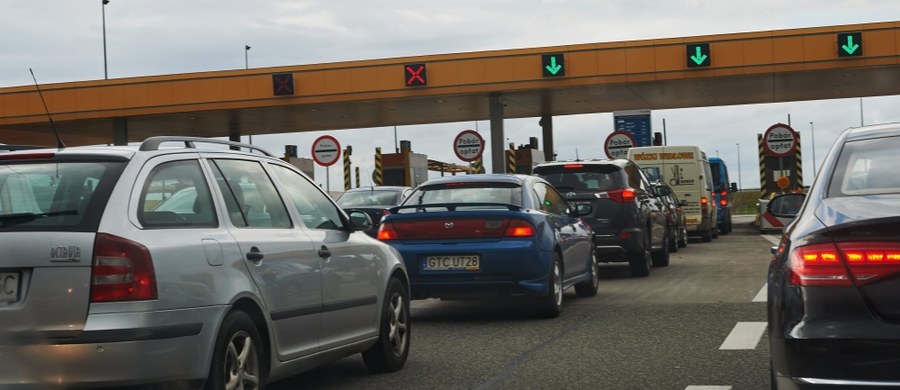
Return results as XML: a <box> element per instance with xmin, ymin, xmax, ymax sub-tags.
<box><xmin>382</xmin><ymin>140</ymin><xmax>429</xmax><ymax>187</ymax></box>
<box><xmin>282</xmin><ymin>145</ymin><xmax>315</xmax><ymax>179</ymax></box>
<box><xmin>514</xmin><ymin>137</ymin><xmax>546</xmax><ymax>174</ymax></box>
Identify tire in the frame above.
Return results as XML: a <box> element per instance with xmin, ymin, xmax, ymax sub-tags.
<box><xmin>651</xmin><ymin>233</ymin><xmax>670</xmax><ymax>267</ymax></box>
<box><xmin>536</xmin><ymin>254</ymin><xmax>564</xmax><ymax>318</ymax></box>
<box><xmin>701</xmin><ymin>226</ymin><xmax>712</xmax><ymax>242</ymax></box>
<box><xmin>362</xmin><ymin>277</ymin><xmax>410</xmax><ymax>373</ymax></box>
<box><xmin>668</xmin><ymin>225</ymin><xmax>678</xmax><ymax>253</ymax></box>
<box><xmin>677</xmin><ymin>228</ymin><xmax>688</xmax><ymax>248</ymax></box>
<box><xmin>574</xmin><ymin>250</ymin><xmax>599</xmax><ymax>297</ymax></box>
<box><xmin>628</xmin><ymin>232</ymin><xmax>652</xmax><ymax>277</ymax></box>
<box><xmin>719</xmin><ymin>222</ymin><xmax>730</xmax><ymax>235</ymax></box>
<box><xmin>712</xmin><ymin>225</ymin><xmax>719</xmax><ymax>239</ymax></box>
<box><xmin>206</xmin><ymin>311</ymin><xmax>267</xmax><ymax>390</ymax></box>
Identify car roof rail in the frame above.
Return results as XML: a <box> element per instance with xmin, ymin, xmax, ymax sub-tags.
<box><xmin>138</xmin><ymin>136</ymin><xmax>275</xmax><ymax>157</ymax></box>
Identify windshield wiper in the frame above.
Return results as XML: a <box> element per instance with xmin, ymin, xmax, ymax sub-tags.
<box><xmin>0</xmin><ymin>209</ymin><xmax>78</xmax><ymax>224</ymax></box>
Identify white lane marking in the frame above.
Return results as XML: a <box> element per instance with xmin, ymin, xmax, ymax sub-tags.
<box><xmin>719</xmin><ymin>322</ymin><xmax>767</xmax><ymax>350</ymax></box>
<box><xmin>685</xmin><ymin>387</ymin><xmax>732</xmax><ymax>390</ymax></box>
<box><xmin>753</xmin><ymin>283</ymin><xmax>767</xmax><ymax>303</ymax></box>
<box><xmin>761</xmin><ymin>234</ymin><xmax>780</xmax><ymax>245</ymax></box>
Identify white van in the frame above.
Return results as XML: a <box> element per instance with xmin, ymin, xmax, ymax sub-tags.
<box><xmin>627</xmin><ymin>145</ymin><xmax>718</xmax><ymax>241</ymax></box>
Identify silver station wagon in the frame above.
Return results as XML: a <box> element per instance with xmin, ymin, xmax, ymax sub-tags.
<box><xmin>0</xmin><ymin>137</ymin><xmax>410</xmax><ymax>389</ymax></box>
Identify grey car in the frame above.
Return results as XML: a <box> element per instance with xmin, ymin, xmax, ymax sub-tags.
<box><xmin>0</xmin><ymin>137</ymin><xmax>410</xmax><ymax>389</ymax></box>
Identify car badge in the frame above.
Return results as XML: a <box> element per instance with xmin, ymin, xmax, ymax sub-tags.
<box><xmin>566</xmin><ymin>192</ymin><xmax>576</xmax><ymax>199</ymax></box>
<box><xmin>444</xmin><ymin>222</ymin><xmax>455</xmax><ymax>229</ymax></box>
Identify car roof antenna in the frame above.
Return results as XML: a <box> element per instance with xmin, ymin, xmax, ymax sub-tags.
<box><xmin>28</xmin><ymin>68</ymin><xmax>65</xmax><ymax>149</ymax></box>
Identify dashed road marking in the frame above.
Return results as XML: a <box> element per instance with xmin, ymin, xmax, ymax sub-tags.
<box><xmin>719</xmin><ymin>322</ymin><xmax>767</xmax><ymax>350</ymax></box>
<box><xmin>685</xmin><ymin>386</ymin><xmax>732</xmax><ymax>390</ymax></box>
<box><xmin>752</xmin><ymin>283</ymin><xmax>767</xmax><ymax>303</ymax></box>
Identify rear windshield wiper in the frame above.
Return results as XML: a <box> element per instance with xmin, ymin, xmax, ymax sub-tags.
<box><xmin>0</xmin><ymin>209</ymin><xmax>78</xmax><ymax>224</ymax></box>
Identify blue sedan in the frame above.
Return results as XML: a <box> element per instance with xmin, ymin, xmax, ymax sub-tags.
<box><xmin>377</xmin><ymin>174</ymin><xmax>597</xmax><ymax>318</ymax></box>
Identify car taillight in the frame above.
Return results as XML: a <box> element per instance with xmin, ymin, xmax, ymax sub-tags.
<box><xmin>504</xmin><ymin>219</ymin><xmax>535</xmax><ymax>237</ymax></box>
<box><xmin>608</xmin><ymin>189</ymin><xmax>636</xmax><ymax>203</ymax></box>
<box><xmin>91</xmin><ymin>233</ymin><xmax>157</xmax><ymax>302</ymax></box>
<box><xmin>0</xmin><ymin>152</ymin><xmax>55</xmax><ymax>160</ymax></box>
<box><xmin>720</xmin><ymin>198</ymin><xmax>728</xmax><ymax>207</ymax></box>
<box><xmin>377</xmin><ymin>222</ymin><xmax>399</xmax><ymax>240</ymax></box>
<box><xmin>789</xmin><ymin>242</ymin><xmax>900</xmax><ymax>286</ymax></box>
<box><xmin>701</xmin><ymin>196</ymin><xmax>708</xmax><ymax>214</ymax></box>
<box><xmin>563</xmin><ymin>164</ymin><xmax>584</xmax><ymax>169</ymax></box>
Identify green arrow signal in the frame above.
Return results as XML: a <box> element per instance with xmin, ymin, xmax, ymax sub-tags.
<box><xmin>545</xmin><ymin>56</ymin><xmax>562</xmax><ymax>75</ymax></box>
<box><xmin>690</xmin><ymin>46</ymin><xmax>708</xmax><ymax>65</ymax></box>
<box><xmin>841</xmin><ymin>35</ymin><xmax>860</xmax><ymax>55</ymax></box>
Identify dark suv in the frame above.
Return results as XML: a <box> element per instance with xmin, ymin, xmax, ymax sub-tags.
<box><xmin>533</xmin><ymin>159</ymin><xmax>669</xmax><ymax>277</ymax></box>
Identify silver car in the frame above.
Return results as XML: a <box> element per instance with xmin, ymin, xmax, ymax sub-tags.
<box><xmin>0</xmin><ymin>137</ymin><xmax>410</xmax><ymax>389</ymax></box>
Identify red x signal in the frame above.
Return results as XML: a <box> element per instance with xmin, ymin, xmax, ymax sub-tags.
<box><xmin>404</xmin><ymin>64</ymin><xmax>426</xmax><ymax>86</ymax></box>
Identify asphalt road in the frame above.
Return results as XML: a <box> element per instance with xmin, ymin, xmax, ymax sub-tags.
<box><xmin>271</xmin><ymin>215</ymin><xmax>776</xmax><ymax>390</ymax></box>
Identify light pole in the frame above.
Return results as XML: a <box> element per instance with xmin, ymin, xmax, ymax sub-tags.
<box><xmin>244</xmin><ymin>45</ymin><xmax>251</xmax><ymax>69</ymax></box>
<box><xmin>736</xmin><ymin>143</ymin><xmax>742</xmax><ymax>191</ymax></box>
<box><xmin>102</xmin><ymin>0</ymin><xmax>110</xmax><ymax>79</ymax></box>
<box><xmin>810</xmin><ymin>121</ymin><xmax>817</xmax><ymax>179</ymax></box>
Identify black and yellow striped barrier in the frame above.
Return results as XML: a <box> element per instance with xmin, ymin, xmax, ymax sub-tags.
<box><xmin>374</xmin><ymin>147</ymin><xmax>383</xmax><ymax>185</ymax></box>
<box><xmin>507</xmin><ymin>142</ymin><xmax>516</xmax><ymax>174</ymax></box>
<box><xmin>343</xmin><ymin>146</ymin><xmax>352</xmax><ymax>191</ymax></box>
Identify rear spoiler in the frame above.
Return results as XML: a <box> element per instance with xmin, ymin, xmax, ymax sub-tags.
<box><xmin>389</xmin><ymin>202</ymin><xmax>522</xmax><ymax>213</ymax></box>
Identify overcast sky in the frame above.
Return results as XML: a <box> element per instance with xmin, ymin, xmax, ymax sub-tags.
<box><xmin>3</xmin><ymin>1</ymin><xmax>900</xmax><ymax>191</ymax></box>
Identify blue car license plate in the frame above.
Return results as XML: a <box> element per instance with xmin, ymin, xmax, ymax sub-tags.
<box><xmin>424</xmin><ymin>255</ymin><xmax>480</xmax><ymax>271</ymax></box>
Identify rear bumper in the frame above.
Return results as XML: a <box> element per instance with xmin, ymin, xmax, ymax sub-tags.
<box><xmin>591</xmin><ymin>229</ymin><xmax>642</xmax><ymax>261</ymax></box>
<box><xmin>0</xmin><ymin>306</ymin><xmax>227</xmax><ymax>388</ymax></box>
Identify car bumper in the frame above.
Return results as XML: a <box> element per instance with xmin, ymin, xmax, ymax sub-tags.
<box><xmin>0</xmin><ymin>306</ymin><xmax>227</xmax><ymax>388</ymax></box>
<box><xmin>389</xmin><ymin>239</ymin><xmax>553</xmax><ymax>299</ymax></box>
<box><xmin>591</xmin><ymin>229</ymin><xmax>642</xmax><ymax>261</ymax></box>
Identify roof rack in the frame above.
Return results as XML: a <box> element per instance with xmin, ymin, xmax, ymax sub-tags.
<box><xmin>138</xmin><ymin>136</ymin><xmax>275</xmax><ymax>157</ymax></box>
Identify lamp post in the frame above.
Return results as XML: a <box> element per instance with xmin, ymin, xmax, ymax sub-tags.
<box><xmin>736</xmin><ymin>143</ymin><xmax>742</xmax><ymax>191</ymax></box>
<box><xmin>102</xmin><ymin>0</ymin><xmax>110</xmax><ymax>79</ymax></box>
<box><xmin>810</xmin><ymin>121</ymin><xmax>817</xmax><ymax>179</ymax></box>
<box><xmin>244</xmin><ymin>45</ymin><xmax>251</xmax><ymax>69</ymax></box>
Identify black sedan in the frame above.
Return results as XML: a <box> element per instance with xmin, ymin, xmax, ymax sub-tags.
<box><xmin>768</xmin><ymin>122</ymin><xmax>900</xmax><ymax>389</ymax></box>
<box><xmin>336</xmin><ymin>186</ymin><xmax>412</xmax><ymax>237</ymax></box>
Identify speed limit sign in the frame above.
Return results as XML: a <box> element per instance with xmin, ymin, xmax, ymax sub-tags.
<box><xmin>763</xmin><ymin>123</ymin><xmax>798</xmax><ymax>157</ymax></box>
<box><xmin>453</xmin><ymin>130</ymin><xmax>485</xmax><ymax>162</ymax></box>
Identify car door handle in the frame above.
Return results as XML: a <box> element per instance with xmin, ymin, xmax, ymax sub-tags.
<box><xmin>318</xmin><ymin>245</ymin><xmax>331</xmax><ymax>259</ymax></box>
<box><xmin>246</xmin><ymin>247</ymin><xmax>264</xmax><ymax>262</ymax></box>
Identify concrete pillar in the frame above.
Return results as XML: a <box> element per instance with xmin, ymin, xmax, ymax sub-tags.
<box><xmin>540</xmin><ymin>114</ymin><xmax>554</xmax><ymax>161</ymax></box>
<box><xmin>489</xmin><ymin>93</ymin><xmax>505</xmax><ymax>173</ymax></box>
<box><xmin>112</xmin><ymin>118</ymin><xmax>128</xmax><ymax>146</ymax></box>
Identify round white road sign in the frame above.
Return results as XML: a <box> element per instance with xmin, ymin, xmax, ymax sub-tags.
<box><xmin>311</xmin><ymin>135</ymin><xmax>341</xmax><ymax>166</ymax></box>
<box><xmin>763</xmin><ymin>123</ymin><xmax>797</xmax><ymax>157</ymax></box>
<box><xmin>454</xmin><ymin>130</ymin><xmax>485</xmax><ymax>162</ymax></box>
<box><xmin>604</xmin><ymin>131</ymin><xmax>636</xmax><ymax>159</ymax></box>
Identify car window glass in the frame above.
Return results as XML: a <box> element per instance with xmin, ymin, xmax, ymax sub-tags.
<box><xmin>139</xmin><ymin>160</ymin><xmax>217</xmax><ymax>228</ymax></box>
<box><xmin>831</xmin><ymin>136</ymin><xmax>900</xmax><ymax>196</ymax></box>
<box><xmin>406</xmin><ymin>182</ymin><xmax>522</xmax><ymax>208</ymax></box>
<box><xmin>337</xmin><ymin>190</ymin><xmax>400</xmax><ymax>207</ymax></box>
<box><xmin>533</xmin><ymin>182</ymin><xmax>568</xmax><ymax>215</ymax></box>
<box><xmin>269</xmin><ymin>164</ymin><xmax>345</xmax><ymax>230</ymax></box>
<box><xmin>625</xmin><ymin>165</ymin><xmax>645</xmax><ymax>190</ymax></box>
<box><xmin>210</xmin><ymin>159</ymin><xmax>291</xmax><ymax>228</ymax></box>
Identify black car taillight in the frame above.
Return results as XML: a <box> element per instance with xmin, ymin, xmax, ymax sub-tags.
<box><xmin>789</xmin><ymin>241</ymin><xmax>900</xmax><ymax>286</ymax></box>
<box><xmin>91</xmin><ymin>233</ymin><xmax>157</xmax><ymax>302</ymax></box>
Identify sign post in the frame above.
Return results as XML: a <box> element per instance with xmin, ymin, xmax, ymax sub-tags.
<box><xmin>604</xmin><ymin>131</ymin><xmax>636</xmax><ymax>159</ymax></box>
<box><xmin>453</xmin><ymin>130</ymin><xmax>485</xmax><ymax>163</ymax></box>
<box><xmin>311</xmin><ymin>135</ymin><xmax>341</xmax><ymax>192</ymax></box>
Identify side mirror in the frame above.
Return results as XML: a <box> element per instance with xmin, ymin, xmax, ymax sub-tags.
<box><xmin>767</xmin><ymin>193</ymin><xmax>806</xmax><ymax>218</ymax></box>
<box><xmin>730</xmin><ymin>182</ymin><xmax>738</xmax><ymax>192</ymax></box>
<box><xmin>570</xmin><ymin>204</ymin><xmax>593</xmax><ymax>217</ymax></box>
<box><xmin>347</xmin><ymin>210</ymin><xmax>374</xmax><ymax>232</ymax></box>
<box><xmin>656</xmin><ymin>185</ymin><xmax>672</xmax><ymax>196</ymax></box>
<box><xmin>680</xmin><ymin>200</ymin><xmax>689</xmax><ymax>207</ymax></box>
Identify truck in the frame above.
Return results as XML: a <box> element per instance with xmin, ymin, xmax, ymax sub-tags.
<box><xmin>628</xmin><ymin>145</ymin><xmax>718</xmax><ymax>242</ymax></box>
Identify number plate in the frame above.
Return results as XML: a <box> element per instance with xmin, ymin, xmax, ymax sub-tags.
<box><xmin>424</xmin><ymin>255</ymin><xmax>480</xmax><ymax>271</ymax></box>
<box><xmin>1</xmin><ymin>272</ymin><xmax>20</xmax><ymax>303</ymax></box>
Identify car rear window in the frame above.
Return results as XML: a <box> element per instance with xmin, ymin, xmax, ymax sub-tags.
<box><xmin>0</xmin><ymin>160</ymin><xmax>125</xmax><ymax>232</ymax></box>
<box><xmin>829</xmin><ymin>135</ymin><xmax>900</xmax><ymax>197</ymax></box>
<box><xmin>337</xmin><ymin>190</ymin><xmax>401</xmax><ymax>207</ymax></box>
<box><xmin>404</xmin><ymin>182</ymin><xmax>522</xmax><ymax>206</ymax></box>
<box><xmin>533</xmin><ymin>164</ymin><xmax>624</xmax><ymax>191</ymax></box>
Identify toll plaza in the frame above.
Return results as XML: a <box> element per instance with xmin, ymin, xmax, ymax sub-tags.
<box><xmin>1</xmin><ymin>22</ymin><xmax>899</xmax><ymax>174</ymax></box>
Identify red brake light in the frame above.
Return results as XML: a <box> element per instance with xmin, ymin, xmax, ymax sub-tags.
<box><xmin>608</xmin><ymin>189</ymin><xmax>636</xmax><ymax>203</ymax></box>
<box><xmin>720</xmin><ymin>190</ymin><xmax>727</xmax><ymax>196</ymax></box>
<box><xmin>91</xmin><ymin>233</ymin><xmax>157</xmax><ymax>302</ymax></box>
<box><xmin>720</xmin><ymin>199</ymin><xmax>728</xmax><ymax>207</ymax></box>
<box><xmin>789</xmin><ymin>242</ymin><xmax>900</xmax><ymax>286</ymax></box>
<box><xmin>504</xmin><ymin>219</ymin><xmax>534</xmax><ymax>237</ymax></box>
<box><xmin>563</xmin><ymin>164</ymin><xmax>583</xmax><ymax>169</ymax></box>
<box><xmin>700</xmin><ymin>197</ymin><xmax>708</xmax><ymax>205</ymax></box>
<box><xmin>377</xmin><ymin>222</ymin><xmax>399</xmax><ymax>240</ymax></box>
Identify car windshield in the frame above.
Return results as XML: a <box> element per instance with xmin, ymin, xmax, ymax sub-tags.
<box><xmin>404</xmin><ymin>182</ymin><xmax>522</xmax><ymax>206</ymax></box>
<box><xmin>830</xmin><ymin>135</ymin><xmax>900</xmax><ymax>197</ymax></box>
<box><xmin>337</xmin><ymin>190</ymin><xmax>401</xmax><ymax>207</ymax></box>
